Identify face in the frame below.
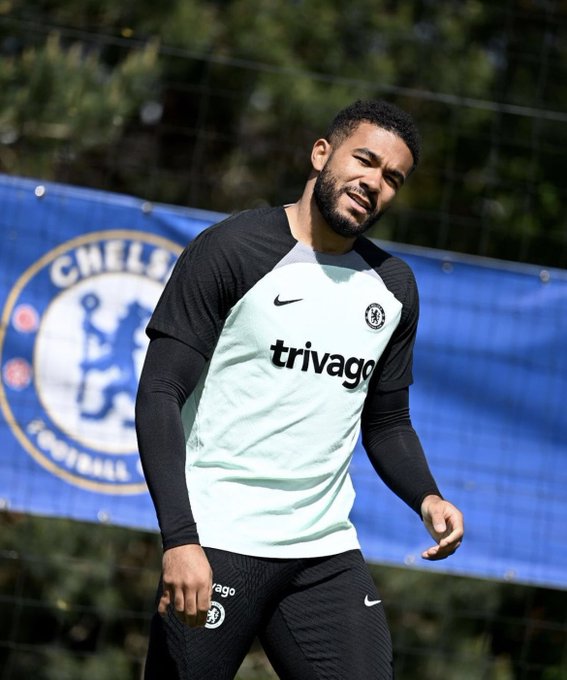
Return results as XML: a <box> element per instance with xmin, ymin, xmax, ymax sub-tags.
<box><xmin>312</xmin><ymin>123</ymin><xmax>414</xmax><ymax>238</ymax></box>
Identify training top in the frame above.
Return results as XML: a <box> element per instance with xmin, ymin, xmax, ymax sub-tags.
<box><xmin>146</xmin><ymin>206</ymin><xmax>419</xmax><ymax>558</ymax></box>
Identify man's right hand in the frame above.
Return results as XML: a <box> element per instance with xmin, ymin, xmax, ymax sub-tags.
<box><xmin>159</xmin><ymin>544</ymin><xmax>213</xmax><ymax>628</ymax></box>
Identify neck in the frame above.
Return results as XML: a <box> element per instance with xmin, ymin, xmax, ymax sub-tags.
<box><xmin>285</xmin><ymin>179</ymin><xmax>356</xmax><ymax>255</ymax></box>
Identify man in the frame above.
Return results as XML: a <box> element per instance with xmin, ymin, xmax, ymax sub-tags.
<box><xmin>136</xmin><ymin>99</ymin><xmax>464</xmax><ymax>679</ymax></box>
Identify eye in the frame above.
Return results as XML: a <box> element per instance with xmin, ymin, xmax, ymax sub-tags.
<box><xmin>355</xmin><ymin>155</ymin><xmax>371</xmax><ymax>167</ymax></box>
<box><xmin>385</xmin><ymin>174</ymin><xmax>400</xmax><ymax>190</ymax></box>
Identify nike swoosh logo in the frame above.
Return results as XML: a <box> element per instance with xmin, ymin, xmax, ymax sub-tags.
<box><xmin>364</xmin><ymin>595</ymin><xmax>382</xmax><ymax>607</ymax></box>
<box><xmin>274</xmin><ymin>295</ymin><xmax>303</xmax><ymax>306</ymax></box>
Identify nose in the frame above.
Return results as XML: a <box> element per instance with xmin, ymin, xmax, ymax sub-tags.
<box><xmin>361</xmin><ymin>167</ymin><xmax>382</xmax><ymax>194</ymax></box>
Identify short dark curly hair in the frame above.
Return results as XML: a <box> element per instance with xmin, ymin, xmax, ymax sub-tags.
<box><xmin>326</xmin><ymin>99</ymin><xmax>421</xmax><ymax>170</ymax></box>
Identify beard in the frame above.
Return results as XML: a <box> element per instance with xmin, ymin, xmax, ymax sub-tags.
<box><xmin>313</xmin><ymin>162</ymin><xmax>384</xmax><ymax>238</ymax></box>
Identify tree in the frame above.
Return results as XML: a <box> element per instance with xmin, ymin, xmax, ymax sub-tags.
<box><xmin>1</xmin><ymin>0</ymin><xmax>565</xmax><ymax>265</ymax></box>
<box><xmin>1</xmin><ymin>3</ymin><xmax>566</xmax><ymax>674</ymax></box>
<box><xmin>2</xmin><ymin>513</ymin><xmax>566</xmax><ymax>679</ymax></box>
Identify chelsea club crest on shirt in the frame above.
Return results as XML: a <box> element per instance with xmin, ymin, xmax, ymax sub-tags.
<box><xmin>0</xmin><ymin>230</ymin><xmax>181</xmax><ymax>494</ymax></box>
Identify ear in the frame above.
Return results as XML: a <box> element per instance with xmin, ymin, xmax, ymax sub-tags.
<box><xmin>311</xmin><ymin>138</ymin><xmax>332</xmax><ymax>172</ymax></box>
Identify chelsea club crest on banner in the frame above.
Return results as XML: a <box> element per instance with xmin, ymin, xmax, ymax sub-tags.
<box><xmin>0</xmin><ymin>230</ymin><xmax>181</xmax><ymax>494</ymax></box>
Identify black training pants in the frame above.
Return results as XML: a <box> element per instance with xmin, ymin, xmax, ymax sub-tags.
<box><xmin>144</xmin><ymin>547</ymin><xmax>393</xmax><ymax>679</ymax></box>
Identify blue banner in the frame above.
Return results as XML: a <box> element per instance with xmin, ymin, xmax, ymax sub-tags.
<box><xmin>350</xmin><ymin>246</ymin><xmax>567</xmax><ymax>588</ymax></box>
<box><xmin>1</xmin><ymin>174</ymin><xmax>566</xmax><ymax>589</ymax></box>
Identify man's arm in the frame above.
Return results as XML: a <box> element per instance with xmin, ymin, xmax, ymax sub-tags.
<box><xmin>135</xmin><ymin>334</ymin><xmax>212</xmax><ymax>627</ymax></box>
<box><xmin>360</xmin><ymin>387</ymin><xmax>464</xmax><ymax>560</ymax></box>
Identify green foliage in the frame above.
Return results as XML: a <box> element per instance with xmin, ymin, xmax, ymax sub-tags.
<box><xmin>1</xmin><ymin>513</ymin><xmax>566</xmax><ymax>679</ymax></box>
<box><xmin>0</xmin><ymin>2</ymin><xmax>566</xmax><ymax>676</ymax></box>
<box><xmin>1</xmin><ymin>0</ymin><xmax>564</xmax><ymax>266</ymax></box>
<box><xmin>0</xmin><ymin>513</ymin><xmax>160</xmax><ymax>679</ymax></box>
<box><xmin>368</xmin><ymin>563</ymin><xmax>567</xmax><ymax>680</ymax></box>
<box><xmin>0</xmin><ymin>28</ymin><xmax>160</xmax><ymax>178</ymax></box>
<box><xmin>19</xmin><ymin>37</ymin><xmax>148</xmax><ymax>139</ymax></box>
<box><xmin>42</xmin><ymin>647</ymin><xmax>133</xmax><ymax>680</ymax></box>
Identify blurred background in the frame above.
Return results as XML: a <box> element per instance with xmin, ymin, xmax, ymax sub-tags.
<box><xmin>0</xmin><ymin>1</ymin><xmax>566</xmax><ymax>678</ymax></box>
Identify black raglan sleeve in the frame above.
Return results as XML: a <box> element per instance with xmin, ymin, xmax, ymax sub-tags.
<box><xmin>360</xmin><ymin>251</ymin><xmax>440</xmax><ymax>513</ymax></box>
<box><xmin>135</xmin><ymin>334</ymin><xmax>206</xmax><ymax>550</ymax></box>
<box><xmin>138</xmin><ymin>208</ymin><xmax>297</xmax><ymax>550</ymax></box>
<box><xmin>373</xmin><ymin>261</ymin><xmax>420</xmax><ymax>392</ymax></box>
<box><xmin>146</xmin><ymin>227</ymin><xmax>239</xmax><ymax>358</ymax></box>
<box><xmin>354</xmin><ymin>238</ymin><xmax>421</xmax><ymax>393</ymax></box>
<box><xmin>137</xmin><ymin>223</ymin><xmax>239</xmax><ymax>550</ymax></box>
<box><xmin>361</xmin><ymin>386</ymin><xmax>442</xmax><ymax>516</ymax></box>
<box><xmin>146</xmin><ymin>207</ymin><xmax>297</xmax><ymax>356</ymax></box>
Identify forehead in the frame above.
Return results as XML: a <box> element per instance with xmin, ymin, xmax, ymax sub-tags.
<box><xmin>336</xmin><ymin>122</ymin><xmax>414</xmax><ymax>170</ymax></box>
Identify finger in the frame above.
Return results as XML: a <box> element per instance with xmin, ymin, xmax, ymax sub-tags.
<box><xmin>199</xmin><ymin>586</ymin><xmax>212</xmax><ymax>625</ymax></box>
<box><xmin>421</xmin><ymin>544</ymin><xmax>439</xmax><ymax>559</ymax></box>
<box><xmin>422</xmin><ymin>519</ymin><xmax>463</xmax><ymax>555</ymax></box>
<box><xmin>184</xmin><ymin>580</ymin><xmax>212</xmax><ymax>628</ymax></box>
<box><xmin>436</xmin><ymin>539</ymin><xmax>462</xmax><ymax>556</ymax></box>
<box><xmin>429</xmin><ymin>510</ymin><xmax>447</xmax><ymax>535</ymax></box>
<box><xmin>170</xmin><ymin>586</ymin><xmax>192</xmax><ymax>625</ymax></box>
<box><xmin>197</xmin><ymin>595</ymin><xmax>211</xmax><ymax>628</ymax></box>
<box><xmin>422</xmin><ymin>546</ymin><xmax>446</xmax><ymax>560</ymax></box>
<box><xmin>438</xmin><ymin>529</ymin><xmax>463</xmax><ymax>548</ymax></box>
<box><xmin>181</xmin><ymin>587</ymin><xmax>200</xmax><ymax>627</ymax></box>
<box><xmin>440</xmin><ymin>513</ymin><xmax>464</xmax><ymax>538</ymax></box>
<box><xmin>158</xmin><ymin>587</ymin><xmax>171</xmax><ymax>617</ymax></box>
<box><xmin>422</xmin><ymin>539</ymin><xmax>462</xmax><ymax>561</ymax></box>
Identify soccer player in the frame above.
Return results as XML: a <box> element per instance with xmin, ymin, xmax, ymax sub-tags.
<box><xmin>136</xmin><ymin>99</ymin><xmax>464</xmax><ymax>679</ymax></box>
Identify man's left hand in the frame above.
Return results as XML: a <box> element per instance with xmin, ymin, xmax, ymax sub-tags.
<box><xmin>420</xmin><ymin>495</ymin><xmax>464</xmax><ymax>560</ymax></box>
